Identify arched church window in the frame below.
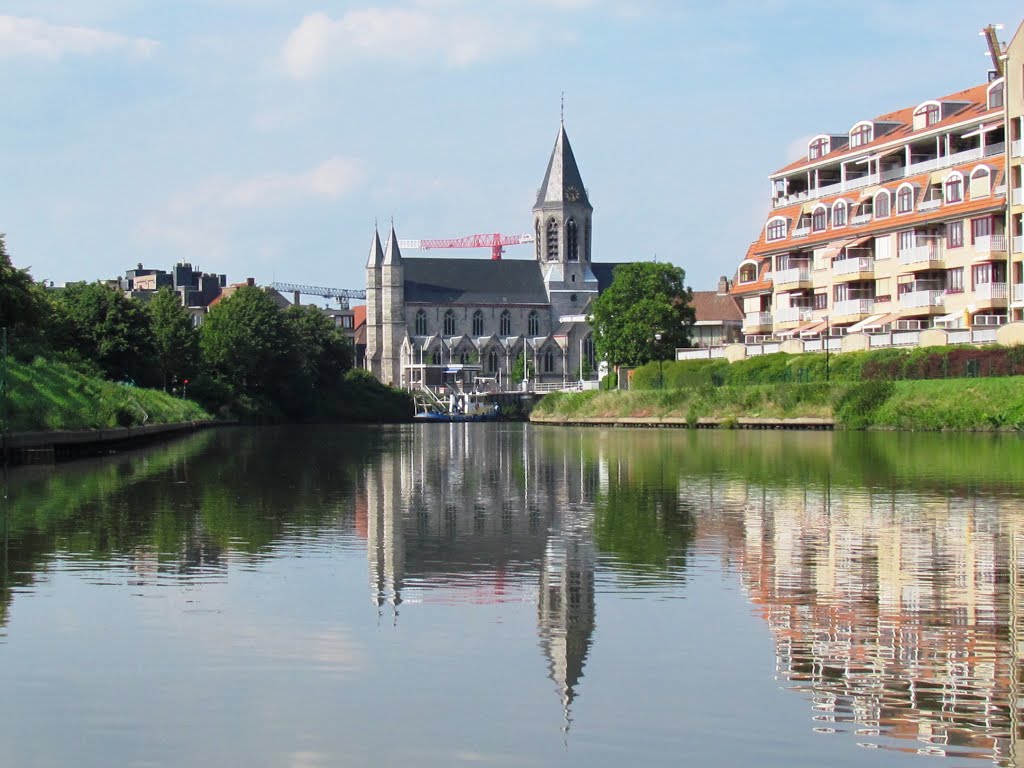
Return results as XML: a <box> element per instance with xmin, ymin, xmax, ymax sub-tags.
<box><xmin>415</xmin><ymin>310</ymin><xmax>427</xmax><ymax>335</ymax></box>
<box><xmin>499</xmin><ymin>310</ymin><xmax>511</xmax><ymax>335</ymax></box>
<box><xmin>542</xmin><ymin>350</ymin><xmax>554</xmax><ymax>373</ymax></box>
<box><xmin>546</xmin><ymin>218</ymin><xmax>559</xmax><ymax>261</ymax></box>
<box><xmin>472</xmin><ymin>310</ymin><xmax>484</xmax><ymax>336</ymax></box>
<box><xmin>432</xmin><ymin>350</ymin><xmax>441</xmax><ymax>365</ymax></box>
<box><xmin>582</xmin><ymin>335</ymin><xmax>595</xmax><ymax>371</ymax></box>
<box><xmin>443</xmin><ymin>309</ymin><xmax>456</xmax><ymax>336</ymax></box>
<box><xmin>527</xmin><ymin>311</ymin><xmax>539</xmax><ymax>336</ymax></box>
<box><xmin>566</xmin><ymin>218</ymin><xmax>578</xmax><ymax>261</ymax></box>
<box><xmin>584</xmin><ymin>218</ymin><xmax>591</xmax><ymax>262</ymax></box>
<box><xmin>487</xmin><ymin>349</ymin><xmax>499</xmax><ymax>372</ymax></box>
<box><xmin>459</xmin><ymin>352</ymin><xmax>469</xmax><ymax>365</ymax></box>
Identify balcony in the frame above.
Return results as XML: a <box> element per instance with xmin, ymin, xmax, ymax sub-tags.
<box><xmin>1013</xmin><ymin>188</ymin><xmax>1023</xmax><ymax>206</ymax></box>
<box><xmin>774</xmin><ymin>267</ymin><xmax>812</xmax><ymax>288</ymax></box>
<box><xmin>898</xmin><ymin>243</ymin><xmax>943</xmax><ymax>266</ymax></box>
<box><xmin>974</xmin><ymin>282</ymin><xmax>1008</xmax><ymax>305</ymax></box>
<box><xmin>743</xmin><ymin>312</ymin><xmax>773</xmax><ymax>333</ymax></box>
<box><xmin>1013</xmin><ymin>140</ymin><xmax>1023</xmax><ymax>158</ymax></box>
<box><xmin>791</xmin><ymin>226</ymin><xmax>811</xmax><ymax>239</ymax></box>
<box><xmin>775</xmin><ymin>306</ymin><xmax>813</xmax><ymax>325</ymax></box>
<box><xmin>832</xmin><ymin>298</ymin><xmax>874</xmax><ymax>318</ymax></box>
<box><xmin>973</xmin><ymin>234</ymin><xmax>1008</xmax><ymax>256</ymax></box>
<box><xmin>899</xmin><ymin>289</ymin><xmax>945</xmax><ymax>310</ymax></box>
<box><xmin>1014</xmin><ymin>283</ymin><xmax>1024</xmax><ymax>303</ymax></box>
<box><xmin>918</xmin><ymin>198</ymin><xmax>942</xmax><ymax>213</ymax></box>
<box><xmin>851</xmin><ymin>212</ymin><xmax>872</xmax><ymax>226</ymax></box>
<box><xmin>833</xmin><ymin>256</ymin><xmax>875</xmax><ymax>280</ymax></box>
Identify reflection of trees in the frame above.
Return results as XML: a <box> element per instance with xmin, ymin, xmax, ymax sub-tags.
<box><xmin>593</xmin><ymin>485</ymin><xmax>694</xmax><ymax>574</ymax></box>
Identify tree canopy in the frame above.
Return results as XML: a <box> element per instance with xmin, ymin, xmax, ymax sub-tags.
<box><xmin>588</xmin><ymin>262</ymin><xmax>695</xmax><ymax>367</ymax></box>
<box><xmin>148</xmin><ymin>288</ymin><xmax>200</xmax><ymax>391</ymax></box>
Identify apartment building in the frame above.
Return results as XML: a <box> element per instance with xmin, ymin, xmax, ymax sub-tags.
<box><xmin>733</xmin><ymin>24</ymin><xmax>1024</xmax><ymax>342</ymax></box>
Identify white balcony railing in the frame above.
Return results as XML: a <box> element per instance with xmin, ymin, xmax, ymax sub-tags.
<box><xmin>995</xmin><ymin>184</ymin><xmax>1007</xmax><ymax>197</ymax></box>
<box><xmin>833</xmin><ymin>299</ymin><xmax>874</xmax><ymax>317</ymax></box>
<box><xmin>775</xmin><ymin>306</ymin><xmax>813</xmax><ymax>324</ymax></box>
<box><xmin>851</xmin><ymin>213</ymin><xmax>872</xmax><ymax>226</ymax></box>
<box><xmin>918</xmin><ymin>199</ymin><xmax>942</xmax><ymax>212</ymax></box>
<box><xmin>975</xmin><ymin>282</ymin><xmax>1008</xmax><ymax>301</ymax></box>
<box><xmin>1014</xmin><ymin>283</ymin><xmax>1024</xmax><ymax>303</ymax></box>
<box><xmin>974</xmin><ymin>234</ymin><xmax>1008</xmax><ymax>254</ymax></box>
<box><xmin>774</xmin><ymin>267</ymin><xmax>811</xmax><ymax>285</ymax></box>
<box><xmin>899</xmin><ymin>290</ymin><xmax>945</xmax><ymax>309</ymax></box>
<box><xmin>898</xmin><ymin>244</ymin><xmax>943</xmax><ymax>265</ymax></box>
<box><xmin>833</xmin><ymin>257</ymin><xmax>874</xmax><ymax>276</ymax></box>
<box><xmin>791</xmin><ymin>226</ymin><xmax>811</xmax><ymax>238</ymax></box>
<box><xmin>1013</xmin><ymin>188</ymin><xmax>1023</xmax><ymax>206</ymax></box>
<box><xmin>744</xmin><ymin>311</ymin><xmax>772</xmax><ymax>329</ymax></box>
<box><xmin>1013</xmin><ymin>140</ymin><xmax>1023</xmax><ymax>158</ymax></box>
<box><xmin>1015</xmin><ymin>235</ymin><xmax>1024</xmax><ymax>254</ymax></box>
<box><xmin>770</xmin><ymin>143</ymin><xmax>1008</xmax><ymax>210</ymax></box>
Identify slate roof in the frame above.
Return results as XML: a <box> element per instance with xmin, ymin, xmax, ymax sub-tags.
<box><xmin>589</xmin><ymin>262</ymin><xmax>628</xmax><ymax>292</ymax></box>
<box><xmin>403</xmin><ymin>258</ymin><xmax>549</xmax><ymax>304</ymax></box>
<box><xmin>535</xmin><ymin>125</ymin><xmax>592</xmax><ymax>209</ymax></box>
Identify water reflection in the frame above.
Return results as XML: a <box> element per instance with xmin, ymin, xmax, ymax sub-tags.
<box><xmin>2</xmin><ymin>426</ymin><xmax>1024</xmax><ymax>766</ymax></box>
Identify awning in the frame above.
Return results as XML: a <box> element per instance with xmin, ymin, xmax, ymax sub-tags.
<box><xmin>799</xmin><ymin>320</ymin><xmax>828</xmax><ymax>337</ymax></box>
<box><xmin>843</xmin><ymin>235</ymin><xmax>873</xmax><ymax>252</ymax></box>
<box><xmin>858</xmin><ymin>185</ymin><xmax>881</xmax><ymax>201</ymax></box>
<box><xmin>819</xmin><ymin>237</ymin><xmax>858</xmax><ymax>260</ymax></box>
<box><xmin>934</xmin><ymin>310</ymin><xmax>967</xmax><ymax>329</ymax></box>
<box><xmin>928</xmin><ymin>170</ymin><xmax>949</xmax><ymax>186</ymax></box>
<box><xmin>862</xmin><ymin>312</ymin><xmax>901</xmax><ymax>331</ymax></box>
<box><xmin>847</xmin><ymin>313</ymin><xmax>886</xmax><ymax>333</ymax></box>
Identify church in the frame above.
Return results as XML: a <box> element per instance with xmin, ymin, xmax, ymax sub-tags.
<box><xmin>364</xmin><ymin>123</ymin><xmax>627</xmax><ymax>388</ymax></box>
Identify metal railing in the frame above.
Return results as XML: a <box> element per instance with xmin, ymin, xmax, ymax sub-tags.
<box><xmin>975</xmin><ymin>282</ymin><xmax>1008</xmax><ymax>301</ymax></box>
<box><xmin>973</xmin><ymin>234</ymin><xmax>1007</xmax><ymax>254</ymax></box>
<box><xmin>898</xmin><ymin>243</ymin><xmax>943</xmax><ymax>265</ymax></box>
<box><xmin>899</xmin><ymin>289</ymin><xmax>945</xmax><ymax>309</ymax></box>
<box><xmin>1015</xmin><ymin>283</ymin><xmax>1024</xmax><ymax>303</ymax></box>
<box><xmin>833</xmin><ymin>299</ymin><xmax>874</xmax><ymax>317</ymax></box>
<box><xmin>833</xmin><ymin>257</ymin><xmax>874</xmax><ymax>276</ymax></box>
<box><xmin>851</xmin><ymin>213</ymin><xmax>872</xmax><ymax>226</ymax></box>
<box><xmin>774</xmin><ymin>267</ymin><xmax>811</xmax><ymax>285</ymax></box>
<box><xmin>1013</xmin><ymin>139</ymin><xmax>1023</xmax><ymax>158</ymax></box>
<box><xmin>775</xmin><ymin>306</ymin><xmax>813</xmax><ymax>324</ymax></box>
<box><xmin>743</xmin><ymin>312</ymin><xmax>773</xmax><ymax>329</ymax></box>
<box><xmin>918</xmin><ymin>199</ymin><xmax>942</xmax><ymax>212</ymax></box>
<box><xmin>1013</xmin><ymin>188</ymin><xmax>1024</xmax><ymax>206</ymax></box>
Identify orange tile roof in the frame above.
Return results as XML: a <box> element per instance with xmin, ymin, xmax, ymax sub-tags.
<box><xmin>352</xmin><ymin>304</ymin><xmax>366</xmax><ymax>329</ymax></box>
<box><xmin>773</xmin><ymin>82</ymin><xmax>998</xmax><ymax>176</ymax></box>
<box><xmin>748</xmin><ymin>158</ymin><xmax>1005</xmax><ymax>260</ymax></box>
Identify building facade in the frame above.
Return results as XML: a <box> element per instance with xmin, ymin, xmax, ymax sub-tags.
<box><xmin>364</xmin><ymin>125</ymin><xmax>623</xmax><ymax>388</ymax></box>
<box><xmin>731</xmin><ymin>23</ymin><xmax>1024</xmax><ymax>343</ymax></box>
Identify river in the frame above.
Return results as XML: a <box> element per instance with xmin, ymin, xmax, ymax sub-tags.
<box><xmin>1</xmin><ymin>424</ymin><xmax>1023</xmax><ymax>767</ymax></box>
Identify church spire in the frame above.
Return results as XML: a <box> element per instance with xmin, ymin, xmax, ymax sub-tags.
<box><xmin>366</xmin><ymin>228</ymin><xmax>384</xmax><ymax>268</ymax></box>
<box><xmin>383</xmin><ymin>226</ymin><xmax>402</xmax><ymax>265</ymax></box>
<box><xmin>534</xmin><ymin>124</ymin><xmax>591</xmax><ymax>210</ymax></box>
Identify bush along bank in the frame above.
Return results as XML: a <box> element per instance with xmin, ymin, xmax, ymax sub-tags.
<box><xmin>532</xmin><ymin>376</ymin><xmax>1024</xmax><ymax>432</ymax></box>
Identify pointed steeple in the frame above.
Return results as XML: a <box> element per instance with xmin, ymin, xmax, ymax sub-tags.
<box><xmin>383</xmin><ymin>226</ymin><xmax>402</xmax><ymax>265</ymax></box>
<box><xmin>366</xmin><ymin>228</ymin><xmax>384</xmax><ymax>268</ymax></box>
<box><xmin>535</xmin><ymin>124</ymin><xmax>591</xmax><ymax>210</ymax></box>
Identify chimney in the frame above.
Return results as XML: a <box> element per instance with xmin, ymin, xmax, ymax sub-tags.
<box><xmin>246</xmin><ymin>277</ymin><xmax>255</xmax><ymax>286</ymax></box>
<box><xmin>717</xmin><ymin>275</ymin><xmax>731</xmax><ymax>295</ymax></box>
<box><xmin>137</xmin><ymin>262</ymin><xmax>143</xmax><ymax>271</ymax></box>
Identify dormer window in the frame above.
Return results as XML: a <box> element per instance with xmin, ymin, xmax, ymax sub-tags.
<box><xmin>988</xmin><ymin>79</ymin><xmax>1005</xmax><ymax>110</ymax></box>
<box><xmin>874</xmin><ymin>190</ymin><xmax>891</xmax><ymax>219</ymax></box>
<box><xmin>969</xmin><ymin>166</ymin><xmax>991</xmax><ymax>199</ymax></box>
<box><xmin>832</xmin><ymin>200</ymin><xmax>847</xmax><ymax>227</ymax></box>
<box><xmin>896</xmin><ymin>184</ymin><xmax>915</xmax><ymax>214</ymax></box>
<box><xmin>766</xmin><ymin>217</ymin><xmax>787</xmax><ymax>242</ymax></box>
<box><xmin>945</xmin><ymin>172</ymin><xmax>963</xmax><ymax>203</ymax></box>
<box><xmin>811</xmin><ymin>205</ymin><xmax>827</xmax><ymax>232</ymax></box>
<box><xmin>738</xmin><ymin>261</ymin><xmax>759</xmax><ymax>284</ymax></box>
<box><xmin>807</xmin><ymin>136</ymin><xmax>830</xmax><ymax>160</ymax></box>
<box><xmin>914</xmin><ymin>102</ymin><xmax>941</xmax><ymax>130</ymax></box>
<box><xmin>849</xmin><ymin>122</ymin><xmax>873</xmax><ymax>148</ymax></box>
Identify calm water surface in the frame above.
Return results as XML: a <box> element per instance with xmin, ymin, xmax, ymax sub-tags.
<box><xmin>2</xmin><ymin>424</ymin><xmax>1024</xmax><ymax>767</ymax></box>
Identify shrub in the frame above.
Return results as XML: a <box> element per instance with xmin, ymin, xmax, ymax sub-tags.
<box><xmin>834</xmin><ymin>380</ymin><xmax>895</xmax><ymax>429</ymax></box>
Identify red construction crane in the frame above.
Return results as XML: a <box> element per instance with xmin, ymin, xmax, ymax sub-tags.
<box><xmin>398</xmin><ymin>232</ymin><xmax>535</xmax><ymax>260</ymax></box>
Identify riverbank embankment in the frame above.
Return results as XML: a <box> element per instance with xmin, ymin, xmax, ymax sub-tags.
<box><xmin>3</xmin><ymin>420</ymin><xmax>220</xmax><ymax>464</ymax></box>
<box><xmin>531</xmin><ymin>377</ymin><xmax>1024</xmax><ymax>431</ymax></box>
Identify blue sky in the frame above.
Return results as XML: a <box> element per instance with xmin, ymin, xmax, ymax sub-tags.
<box><xmin>2</xmin><ymin>1</ymin><xmax>1022</xmax><ymax>294</ymax></box>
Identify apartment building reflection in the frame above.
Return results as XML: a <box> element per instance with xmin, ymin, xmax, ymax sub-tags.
<box><xmin>685</xmin><ymin>475</ymin><xmax>1024</xmax><ymax>765</ymax></box>
<box><xmin>361</xmin><ymin>424</ymin><xmax>596</xmax><ymax>729</ymax></box>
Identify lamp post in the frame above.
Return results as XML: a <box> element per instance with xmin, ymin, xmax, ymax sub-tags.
<box><xmin>654</xmin><ymin>332</ymin><xmax>664</xmax><ymax>389</ymax></box>
<box><xmin>823</xmin><ymin>316</ymin><xmax>830</xmax><ymax>382</ymax></box>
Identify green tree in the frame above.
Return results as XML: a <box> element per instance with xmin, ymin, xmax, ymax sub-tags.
<box><xmin>50</xmin><ymin>282</ymin><xmax>156</xmax><ymax>384</ymax></box>
<box><xmin>200</xmin><ymin>286</ymin><xmax>290</xmax><ymax>404</ymax></box>
<box><xmin>148</xmin><ymin>288</ymin><xmax>199</xmax><ymax>391</ymax></box>
<box><xmin>510</xmin><ymin>350</ymin><xmax>534</xmax><ymax>383</ymax></box>
<box><xmin>588</xmin><ymin>262</ymin><xmax>695</xmax><ymax>367</ymax></box>
<box><xmin>0</xmin><ymin>234</ymin><xmax>47</xmax><ymax>351</ymax></box>
<box><xmin>283</xmin><ymin>304</ymin><xmax>354</xmax><ymax>392</ymax></box>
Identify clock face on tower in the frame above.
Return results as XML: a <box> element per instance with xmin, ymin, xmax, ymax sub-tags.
<box><xmin>565</xmin><ymin>185</ymin><xmax>580</xmax><ymax>202</ymax></box>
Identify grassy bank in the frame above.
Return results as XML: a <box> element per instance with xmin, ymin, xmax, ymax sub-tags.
<box><xmin>6</xmin><ymin>357</ymin><xmax>210</xmax><ymax>432</ymax></box>
<box><xmin>532</xmin><ymin>377</ymin><xmax>1024</xmax><ymax>431</ymax></box>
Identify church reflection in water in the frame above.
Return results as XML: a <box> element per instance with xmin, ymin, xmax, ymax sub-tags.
<box><xmin>359</xmin><ymin>424</ymin><xmax>597</xmax><ymax>731</ymax></box>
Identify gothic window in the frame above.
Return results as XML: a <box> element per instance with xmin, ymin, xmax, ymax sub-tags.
<box><xmin>527</xmin><ymin>311</ymin><xmax>539</xmax><ymax>336</ymax></box>
<box><xmin>443</xmin><ymin>309</ymin><xmax>456</xmax><ymax>335</ymax></box>
<box><xmin>566</xmin><ymin>218</ymin><xmax>579</xmax><ymax>261</ymax></box>
<box><xmin>546</xmin><ymin>218</ymin><xmax>559</xmax><ymax>261</ymax></box>
<box><xmin>415</xmin><ymin>309</ymin><xmax>427</xmax><ymax>335</ymax></box>
<box><xmin>542</xmin><ymin>350</ymin><xmax>554</xmax><ymax>373</ymax></box>
<box><xmin>582</xmin><ymin>335</ymin><xmax>595</xmax><ymax>371</ymax></box>
<box><xmin>432</xmin><ymin>350</ymin><xmax>441</xmax><ymax>365</ymax></box>
<box><xmin>584</xmin><ymin>218</ymin><xmax>591</xmax><ymax>261</ymax></box>
<box><xmin>487</xmin><ymin>348</ymin><xmax>499</xmax><ymax>372</ymax></box>
<box><xmin>459</xmin><ymin>352</ymin><xmax>470</xmax><ymax>365</ymax></box>
<box><xmin>499</xmin><ymin>310</ymin><xmax>511</xmax><ymax>335</ymax></box>
<box><xmin>472</xmin><ymin>310</ymin><xmax>484</xmax><ymax>336</ymax></box>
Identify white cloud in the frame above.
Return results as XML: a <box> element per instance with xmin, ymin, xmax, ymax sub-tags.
<box><xmin>0</xmin><ymin>15</ymin><xmax>157</xmax><ymax>59</ymax></box>
<box><xmin>281</xmin><ymin>5</ymin><xmax>547</xmax><ymax>78</ymax></box>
